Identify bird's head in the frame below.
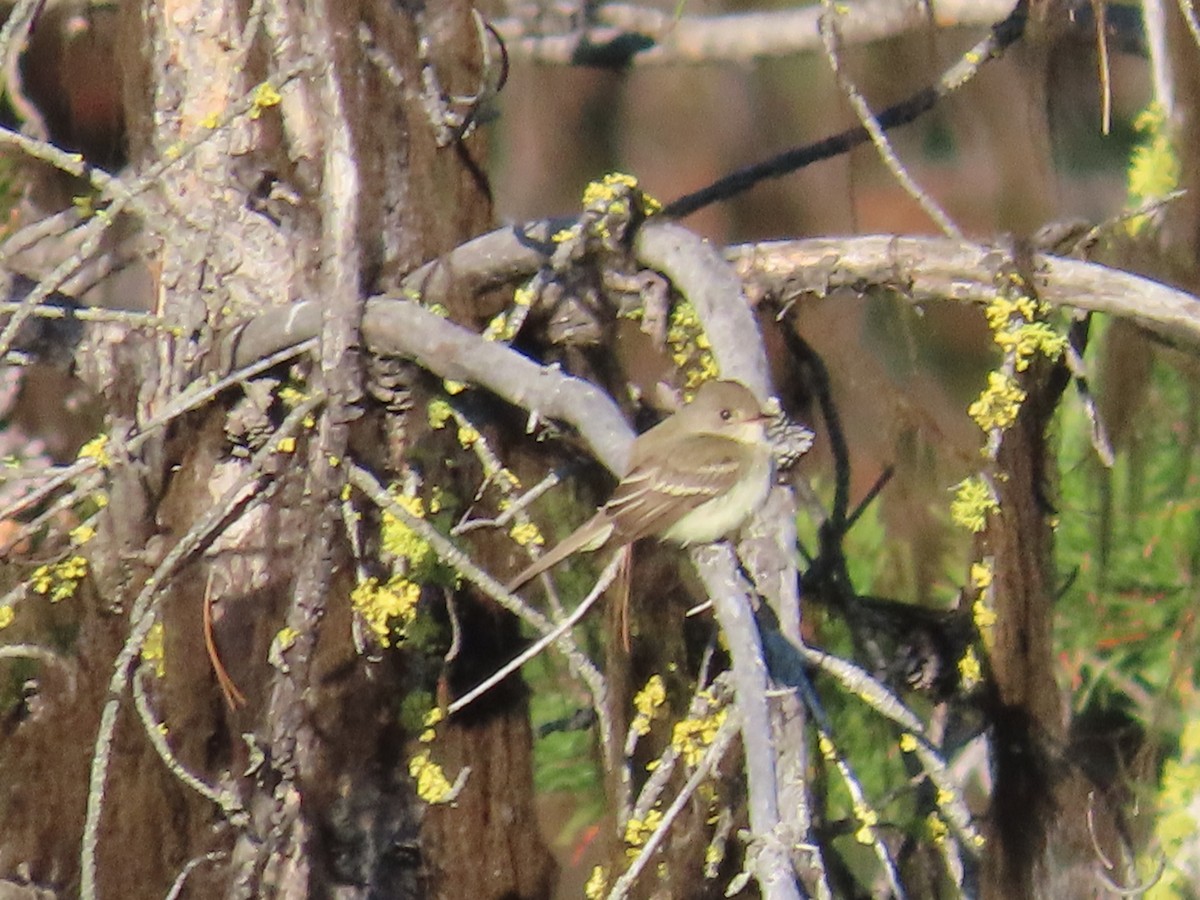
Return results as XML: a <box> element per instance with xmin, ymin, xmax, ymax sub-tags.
<box><xmin>687</xmin><ymin>380</ymin><xmax>770</xmax><ymax>444</ymax></box>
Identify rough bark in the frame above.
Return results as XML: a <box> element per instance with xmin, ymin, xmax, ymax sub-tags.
<box><xmin>0</xmin><ymin>1</ymin><xmax>554</xmax><ymax>897</ymax></box>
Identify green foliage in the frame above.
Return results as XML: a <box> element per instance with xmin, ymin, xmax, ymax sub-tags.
<box><xmin>1149</xmin><ymin>718</ymin><xmax>1200</xmax><ymax>898</ymax></box>
<box><xmin>1055</xmin><ymin>335</ymin><xmax>1200</xmax><ymax>715</ymax></box>
<box><xmin>527</xmin><ymin>656</ymin><xmax>606</xmax><ymax>843</ymax></box>
<box><xmin>1055</xmin><ymin>321</ymin><xmax>1200</xmax><ymax>893</ymax></box>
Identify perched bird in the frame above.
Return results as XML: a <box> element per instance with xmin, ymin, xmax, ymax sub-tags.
<box><xmin>507</xmin><ymin>380</ymin><xmax>778</xmax><ymax>592</ymax></box>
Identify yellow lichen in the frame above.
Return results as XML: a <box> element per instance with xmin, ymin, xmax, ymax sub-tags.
<box><xmin>984</xmin><ymin>294</ymin><xmax>1040</xmax><ymax>331</ymax></box>
<box><xmin>818</xmin><ymin>733</ymin><xmax>837</xmax><ymax>761</ymax></box>
<box><xmin>853</xmin><ymin>803</ymin><xmax>879</xmax><ymax>845</ymax></box>
<box><xmin>409</xmin><ymin>750</ymin><xmax>454</xmax><ymax>803</ymax></box>
<box><xmin>482</xmin><ymin>310</ymin><xmax>517</xmax><ymax>343</ymax></box>
<box><xmin>624</xmin><ymin>809</ymin><xmax>664</xmax><ymax>856</ymax></box>
<box><xmin>77</xmin><ymin>434</ymin><xmax>110</xmax><ymax>467</ymax></box>
<box><xmin>584</xmin><ymin>866</ymin><xmax>608</xmax><ymax>900</ymax></box>
<box><xmin>950</xmin><ymin>477</ymin><xmax>998</xmax><ymax>533</ymax></box>
<box><xmin>249</xmin><ymin>82</ymin><xmax>282</xmax><ymax>120</ymax></box>
<box><xmin>427</xmin><ymin>399</ymin><xmax>453</xmax><ymax>430</ymax></box>
<box><xmin>993</xmin><ymin>321</ymin><xmax>1066</xmax><ymax>371</ymax></box>
<box><xmin>957</xmin><ymin>647</ymin><xmax>983</xmax><ymax>690</ymax></box>
<box><xmin>973</xmin><ymin>598</ymin><xmax>997</xmax><ymax>631</ymax></box>
<box><xmin>493</xmin><ymin>469</ymin><xmax>520</xmax><ymax>492</ymax></box>
<box><xmin>1126</xmin><ymin>103</ymin><xmax>1180</xmax><ymax>236</ymax></box>
<box><xmin>420</xmin><ymin>706</ymin><xmax>444</xmax><ymax>742</ymax></box>
<box><xmin>424</xmin><ymin>707</ymin><xmax>444</xmax><ymax>728</ymax></box>
<box><xmin>513</xmin><ymin>285</ymin><xmax>536</xmax><ymax>307</ymax></box>
<box><xmin>670</xmin><ymin>701</ymin><xmax>727</xmax><ymax>766</ymax></box>
<box><xmin>277</xmin><ymin>385</ymin><xmax>307</xmax><ymax>407</ymax></box>
<box><xmin>970</xmin><ymin>561</ymin><xmax>993</xmax><ymax>589</ymax></box>
<box><xmin>508</xmin><ymin>521</ymin><xmax>544</xmax><ymax>549</ymax></box>
<box><xmin>581</xmin><ymin>172</ymin><xmax>661</xmax><ymax>215</ymax></box>
<box><xmin>70</xmin><ymin>523</ymin><xmax>96</xmax><ymax>545</ymax></box>
<box><xmin>666</xmin><ymin>302</ymin><xmax>718</xmax><ymax>392</ymax></box>
<box><xmin>275</xmin><ymin>626</ymin><xmax>299</xmax><ymax>651</ymax></box>
<box><xmin>631</xmin><ymin>675</ymin><xmax>667</xmax><ymax>737</ymax></box>
<box><xmin>455</xmin><ymin>422</ymin><xmax>480</xmax><ymax>449</ymax></box>
<box><xmin>351</xmin><ymin>576</ymin><xmax>421</xmax><ymax>647</ymax></box>
<box><xmin>0</xmin><ymin>606</ymin><xmax>12</xmax><ymax>630</ymax></box>
<box><xmin>381</xmin><ymin>494</ymin><xmax>436</xmax><ymax>578</ymax></box>
<box><xmin>142</xmin><ymin>621</ymin><xmax>166</xmax><ymax>678</ymax></box>
<box><xmin>968</xmin><ymin>371</ymin><xmax>1027</xmax><ymax>432</ymax></box>
<box><xmin>927</xmin><ymin>812</ymin><xmax>949</xmax><ymax>847</ymax></box>
<box><xmin>899</xmin><ymin>733</ymin><xmax>918</xmax><ymax>753</ymax></box>
<box><xmin>30</xmin><ymin>556</ymin><xmax>88</xmax><ymax>602</ymax></box>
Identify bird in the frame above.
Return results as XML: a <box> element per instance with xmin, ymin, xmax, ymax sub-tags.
<box><xmin>507</xmin><ymin>379</ymin><xmax>777</xmax><ymax>592</ymax></box>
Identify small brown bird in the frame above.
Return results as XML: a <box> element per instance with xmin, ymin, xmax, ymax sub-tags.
<box><xmin>507</xmin><ymin>380</ymin><xmax>776</xmax><ymax>592</ymax></box>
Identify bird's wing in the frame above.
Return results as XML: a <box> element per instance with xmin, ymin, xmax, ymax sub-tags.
<box><xmin>603</xmin><ymin>435</ymin><xmax>749</xmax><ymax>542</ymax></box>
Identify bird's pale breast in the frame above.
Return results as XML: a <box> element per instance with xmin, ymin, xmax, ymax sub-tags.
<box><xmin>660</xmin><ymin>447</ymin><xmax>773</xmax><ymax>545</ymax></box>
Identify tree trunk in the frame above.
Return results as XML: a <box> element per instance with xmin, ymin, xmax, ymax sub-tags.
<box><xmin>0</xmin><ymin>2</ymin><xmax>554</xmax><ymax>897</ymax></box>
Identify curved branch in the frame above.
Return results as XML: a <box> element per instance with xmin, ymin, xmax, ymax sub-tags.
<box><xmin>218</xmin><ymin>226</ymin><xmax>1200</xmax><ymax>496</ymax></box>
<box><xmin>223</xmin><ymin>295</ymin><xmax>635</xmax><ymax>475</ymax></box>
<box><xmin>635</xmin><ymin>221</ymin><xmax>771</xmax><ymax>395</ymax></box>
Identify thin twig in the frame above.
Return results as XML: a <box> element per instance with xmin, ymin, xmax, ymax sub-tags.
<box><xmin>447</xmin><ymin>552</ymin><xmax>621</xmax><ymax>715</ymax></box>
<box><xmin>0</xmin><ymin>642</ymin><xmax>78</xmax><ymax>695</ymax></box>
<box><xmin>452</xmin><ymin>469</ymin><xmax>562</xmax><ymax>533</ymax></box>
<box><xmin>0</xmin><ymin>338</ymin><xmax>317</xmax><ymax>525</ymax></box>
<box><xmin>818</xmin><ymin>1</ymin><xmax>962</xmax><ymax>240</ymax></box>
<box><xmin>607</xmin><ymin>713</ymin><xmax>740</xmax><ymax>900</ymax></box>
<box><xmin>1178</xmin><ymin>0</ymin><xmax>1200</xmax><ymax>50</ymax></box>
<box><xmin>814</xmin><ymin>721</ymin><xmax>907</xmax><ymax>899</ymax></box>
<box><xmin>346</xmin><ymin>463</ymin><xmax>620</xmax><ymax>777</ymax></box>
<box><xmin>132</xmin><ymin>664</ymin><xmax>246</xmax><ymax>821</ymax></box>
<box><xmin>164</xmin><ymin>851</ymin><xmax>229</xmax><ymax>900</ymax></box>
<box><xmin>627</xmin><ymin>675</ymin><xmax>732</xmax><ymax>826</ymax></box>
<box><xmin>1144</xmin><ymin>0</ymin><xmax>1175</xmax><ymax>116</ymax></box>
<box><xmin>0</xmin><ymin>298</ymin><xmax>170</xmax><ymax>330</ymax></box>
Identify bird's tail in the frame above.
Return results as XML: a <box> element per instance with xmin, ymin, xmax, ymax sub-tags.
<box><xmin>505</xmin><ymin>513</ymin><xmax>613</xmax><ymax>592</ymax></box>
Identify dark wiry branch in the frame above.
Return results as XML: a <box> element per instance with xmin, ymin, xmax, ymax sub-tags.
<box><xmin>662</xmin><ymin>1</ymin><xmax>1029</xmax><ymax>219</ymax></box>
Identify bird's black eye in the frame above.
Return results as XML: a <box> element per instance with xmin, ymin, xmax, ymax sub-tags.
<box><xmin>720</xmin><ymin>408</ymin><xmax>733</xmax><ymax>421</ymax></box>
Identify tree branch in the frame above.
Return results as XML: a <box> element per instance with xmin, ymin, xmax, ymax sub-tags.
<box><xmin>493</xmin><ymin>0</ymin><xmax>1018</xmax><ymax>67</ymax></box>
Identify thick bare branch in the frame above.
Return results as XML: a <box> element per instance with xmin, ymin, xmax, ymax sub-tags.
<box><xmin>730</xmin><ymin>235</ymin><xmax>1200</xmax><ymax>349</ymax></box>
<box><xmin>494</xmin><ymin>0</ymin><xmax>1015</xmax><ymax>67</ymax></box>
